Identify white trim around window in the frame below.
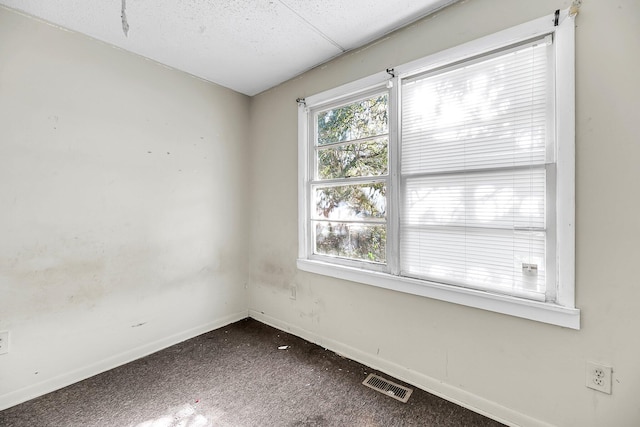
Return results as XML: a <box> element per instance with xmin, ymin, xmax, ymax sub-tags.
<box><xmin>297</xmin><ymin>9</ymin><xmax>579</xmax><ymax>329</ymax></box>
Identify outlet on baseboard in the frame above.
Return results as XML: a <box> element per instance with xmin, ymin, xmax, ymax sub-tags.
<box><xmin>0</xmin><ymin>331</ymin><xmax>9</xmax><ymax>355</ymax></box>
<box><xmin>586</xmin><ymin>361</ymin><xmax>612</xmax><ymax>394</ymax></box>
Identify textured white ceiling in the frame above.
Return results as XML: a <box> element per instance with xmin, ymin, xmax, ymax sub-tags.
<box><xmin>0</xmin><ymin>0</ymin><xmax>457</xmax><ymax>95</ymax></box>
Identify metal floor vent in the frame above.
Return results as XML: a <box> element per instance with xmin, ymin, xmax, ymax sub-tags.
<box><xmin>362</xmin><ymin>373</ymin><xmax>413</xmax><ymax>403</ymax></box>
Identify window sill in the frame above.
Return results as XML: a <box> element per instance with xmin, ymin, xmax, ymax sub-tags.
<box><xmin>297</xmin><ymin>258</ymin><xmax>580</xmax><ymax>329</ymax></box>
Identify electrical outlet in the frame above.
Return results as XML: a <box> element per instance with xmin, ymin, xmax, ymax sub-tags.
<box><xmin>0</xmin><ymin>331</ymin><xmax>9</xmax><ymax>355</ymax></box>
<box><xmin>586</xmin><ymin>361</ymin><xmax>612</xmax><ymax>394</ymax></box>
<box><xmin>289</xmin><ymin>285</ymin><xmax>297</xmax><ymax>300</ymax></box>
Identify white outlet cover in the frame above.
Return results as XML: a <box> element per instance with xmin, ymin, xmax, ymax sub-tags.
<box><xmin>586</xmin><ymin>361</ymin><xmax>612</xmax><ymax>394</ymax></box>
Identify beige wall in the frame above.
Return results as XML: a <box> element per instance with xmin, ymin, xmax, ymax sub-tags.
<box><xmin>248</xmin><ymin>1</ymin><xmax>640</xmax><ymax>426</ymax></box>
<box><xmin>0</xmin><ymin>7</ymin><xmax>250</xmax><ymax>408</ymax></box>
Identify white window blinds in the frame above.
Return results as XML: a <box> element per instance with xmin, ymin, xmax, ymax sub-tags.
<box><xmin>400</xmin><ymin>38</ymin><xmax>553</xmax><ymax>300</ymax></box>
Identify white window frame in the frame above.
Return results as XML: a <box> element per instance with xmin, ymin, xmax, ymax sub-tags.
<box><xmin>307</xmin><ymin>87</ymin><xmax>391</xmax><ymax>271</ymax></box>
<box><xmin>297</xmin><ymin>10</ymin><xmax>579</xmax><ymax>329</ymax></box>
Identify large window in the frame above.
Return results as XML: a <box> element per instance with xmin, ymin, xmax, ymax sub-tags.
<box><xmin>298</xmin><ymin>11</ymin><xmax>579</xmax><ymax>328</ymax></box>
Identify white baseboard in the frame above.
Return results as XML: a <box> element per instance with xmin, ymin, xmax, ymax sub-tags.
<box><xmin>249</xmin><ymin>310</ymin><xmax>552</xmax><ymax>427</ymax></box>
<box><xmin>2</xmin><ymin>309</ymin><xmax>552</xmax><ymax>426</ymax></box>
<box><xmin>0</xmin><ymin>310</ymin><xmax>248</xmax><ymax>411</ymax></box>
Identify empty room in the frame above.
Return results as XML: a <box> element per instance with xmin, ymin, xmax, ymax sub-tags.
<box><xmin>0</xmin><ymin>0</ymin><xmax>638</xmax><ymax>426</ymax></box>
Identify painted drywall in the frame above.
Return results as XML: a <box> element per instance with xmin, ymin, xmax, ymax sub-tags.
<box><xmin>248</xmin><ymin>0</ymin><xmax>640</xmax><ymax>426</ymax></box>
<box><xmin>0</xmin><ymin>7</ymin><xmax>250</xmax><ymax>409</ymax></box>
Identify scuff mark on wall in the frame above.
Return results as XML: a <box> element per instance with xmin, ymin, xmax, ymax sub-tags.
<box><xmin>254</xmin><ymin>259</ymin><xmax>296</xmax><ymax>291</ymax></box>
<box><xmin>121</xmin><ymin>0</ymin><xmax>129</xmax><ymax>37</ymax></box>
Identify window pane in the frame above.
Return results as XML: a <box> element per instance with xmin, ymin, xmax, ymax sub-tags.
<box><xmin>317</xmin><ymin>93</ymin><xmax>388</xmax><ymax>145</ymax></box>
<box><xmin>403</xmin><ymin>167</ymin><xmax>545</xmax><ymax>230</ymax></box>
<box><xmin>317</xmin><ymin>137</ymin><xmax>388</xmax><ymax>179</ymax></box>
<box><xmin>400</xmin><ymin>227</ymin><xmax>545</xmax><ymax>295</ymax></box>
<box><xmin>402</xmin><ymin>42</ymin><xmax>549</xmax><ymax>174</ymax></box>
<box><xmin>314</xmin><ymin>222</ymin><xmax>386</xmax><ymax>263</ymax></box>
<box><xmin>314</xmin><ymin>183</ymin><xmax>386</xmax><ymax>221</ymax></box>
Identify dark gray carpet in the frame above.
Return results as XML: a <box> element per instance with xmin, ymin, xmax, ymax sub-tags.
<box><xmin>0</xmin><ymin>318</ymin><xmax>504</xmax><ymax>426</ymax></box>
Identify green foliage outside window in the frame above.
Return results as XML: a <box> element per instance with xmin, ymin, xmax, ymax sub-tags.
<box><xmin>313</xmin><ymin>93</ymin><xmax>389</xmax><ymax>263</ymax></box>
